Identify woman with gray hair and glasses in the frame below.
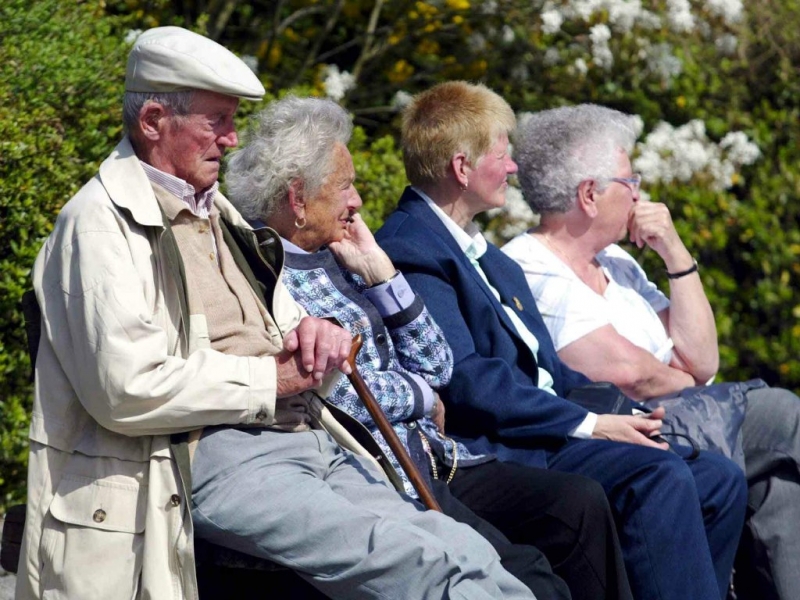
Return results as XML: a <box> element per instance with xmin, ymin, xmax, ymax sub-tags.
<box><xmin>503</xmin><ymin>103</ymin><xmax>800</xmax><ymax>600</ymax></box>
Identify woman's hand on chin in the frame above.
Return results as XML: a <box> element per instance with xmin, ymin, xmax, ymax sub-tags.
<box><xmin>329</xmin><ymin>214</ymin><xmax>396</xmax><ymax>285</ymax></box>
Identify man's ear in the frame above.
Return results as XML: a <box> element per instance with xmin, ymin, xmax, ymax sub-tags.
<box><xmin>576</xmin><ymin>179</ymin><xmax>599</xmax><ymax>219</ymax></box>
<box><xmin>138</xmin><ymin>102</ymin><xmax>168</xmax><ymax>142</ymax></box>
<box><xmin>288</xmin><ymin>179</ymin><xmax>306</xmax><ymax>218</ymax></box>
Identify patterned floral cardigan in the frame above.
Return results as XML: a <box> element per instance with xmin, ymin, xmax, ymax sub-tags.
<box><xmin>281</xmin><ymin>243</ymin><xmax>490</xmax><ymax>497</ymax></box>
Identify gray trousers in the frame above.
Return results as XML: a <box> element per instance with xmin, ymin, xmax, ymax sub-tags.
<box><xmin>190</xmin><ymin>427</ymin><xmax>535</xmax><ymax>600</ymax></box>
<box><xmin>741</xmin><ymin>387</ymin><xmax>800</xmax><ymax>600</ymax></box>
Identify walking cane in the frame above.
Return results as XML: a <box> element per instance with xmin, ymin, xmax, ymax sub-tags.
<box><xmin>345</xmin><ymin>333</ymin><xmax>443</xmax><ymax>512</ymax></box>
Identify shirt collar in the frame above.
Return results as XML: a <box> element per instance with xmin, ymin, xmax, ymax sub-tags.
<box><xmin>140</xmin><ymin>161</ymin><xmax>218</xmax><ymax>215</ymax></box>
<box><xmin>413</xmin><ymin>186</ymin><xmax>488</xmax><ymax>261</ymax></box>
<box><xmin>279</xmin><ymin>237</ymin><xmax>310</xmax><ymax>255</ymax></box>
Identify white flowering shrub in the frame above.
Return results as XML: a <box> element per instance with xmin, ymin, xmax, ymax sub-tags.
<box><xmin>483</xmin><ymin>184</ymin><xmax>538</xmax><ymax>244</ymax></box>
<box><xmin>634</xmin><ymin>120</ymin><xmax>760</xmax><ymax>191</ymax></box>
<box><xmin>525</xmin><ymin>0</ymin><xmax>744</xmax><ymax>89</ymax></box>
<box><xmin>322</xmin><ymin>64</ymin><xmax>355</xmax><ymax>101</ymax></box>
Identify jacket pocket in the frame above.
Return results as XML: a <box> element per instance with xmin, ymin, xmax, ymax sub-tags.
<box><xmin>49</xmin><ymin>472</ymin><xmax>146</xmax><ymax>533</ymax></box>
<box><xmin>39</xmin><ymin>460</ymin><xmax>147</xmax><ymax>599</ymax></box>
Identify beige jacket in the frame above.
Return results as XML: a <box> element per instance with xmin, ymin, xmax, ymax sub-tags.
<box><xmin>16</xmin><ymin>138</ymin><xmax>380</xmax><ymax>600</ymax></box>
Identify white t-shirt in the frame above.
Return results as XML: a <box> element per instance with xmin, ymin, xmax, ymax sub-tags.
<box><xmin>502</xmin><ymin>233</ymin><xmax>674</xmax><ymax>363</ymax></box>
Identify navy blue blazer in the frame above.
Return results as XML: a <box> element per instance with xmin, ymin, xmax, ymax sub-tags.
<box><xmin>376</xmin><ymin>187</ymin><xmax>592</xmax><ymax>468</ymax></box>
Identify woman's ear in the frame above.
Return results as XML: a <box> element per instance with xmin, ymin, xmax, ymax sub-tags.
<box><xmin>449</xmin><ymin>153</ymin><xmax>470</xmax><ymax>191</ymax></box>
<box><xmin>576</xmin><ymin>179</ymin><xmax>599</xmax><ymax>219</ymax></box>
<box><xmin>287</xmin><ymin>179</ymin><xmax>306</xmax><ymax>218</ymax></box>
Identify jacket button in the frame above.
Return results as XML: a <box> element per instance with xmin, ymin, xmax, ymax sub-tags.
<box><xmin>170</xmin><ymin>494</ymin><xmax>181</xmax><ymax>507</ymax></box>
<box><xmin>375</xmin><ymin>333</ymin><xmax>387</xmax><ymax>345</ymax></box>
<box><xmin>405</xmin><ymin>421</ymin><xmax>417</xmax><ymax>429</ymax></box>
<box><xmin>93</xmin><ymin>509</ymin><xmax>107</xmax><ymax>523</ymax></box>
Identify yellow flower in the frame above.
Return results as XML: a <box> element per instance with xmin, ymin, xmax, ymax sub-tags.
<box><xmin>676</xmin><ymin>95</ymin><xmax>686</xmax><ymax>108</ymax></box>
<box><xmin>446</xmin><ymin>0</ymin><xmax>470</xmax><ymax>10</ymax></box>
<box><xmin>388</xmin><ymin>59</ymin><xmax>415</xmax><ymax>83</ymax></box>
<box><xmin>268</xmin><ymin>43</ymin><xmax>282</xmax><ymax>69</ymax></box>
<box><xmin>417</xmin><ymin>39</ymin><xmax>440</xmax><ymax>55</ymax></box>
<box><xmin>416</xmin><ymin>1</ymin><xmax>437</xmax><ymax>16</ymax></box>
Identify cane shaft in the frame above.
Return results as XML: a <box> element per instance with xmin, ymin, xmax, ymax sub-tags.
<box><xmin>346</xmin><ymin>335</ymin><xmax>442</xmax><ymax>512</ymax></box>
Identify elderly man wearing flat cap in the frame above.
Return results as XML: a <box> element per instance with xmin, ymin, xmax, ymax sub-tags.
<box><xmin>15</xmin><ymin>27</ymin><xmax>536</xmax><ymax>600</ymax></box>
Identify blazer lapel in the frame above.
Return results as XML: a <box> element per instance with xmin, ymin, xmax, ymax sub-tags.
<box><xmin>398</xmin><ymin>189</ymin><xmax>532</xmax><ymax>349</ymax></box>
<box><xmin>476</xmin><ymin>251</ymin><xmax>536</xmax><ymax>346</ymax></box>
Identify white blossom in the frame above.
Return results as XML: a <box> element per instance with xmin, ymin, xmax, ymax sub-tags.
<box><xmin>590</xmin><ymin>22</ymin><xmax>611</xmax><ymax>43</ymax></box>
<box><xmin>468</xmin><ymin>32</ymin><xmax>487</xmax><ymax>52</ymax></box>
<box><xmin>543</xmin><ymin>47</ymin><xmax>562</xmax><ymax>66</ymax></box>
<box><xmin>541</xmin><ymin>10</ymin><xmax>564</xmax><ymax>35</ymax></box>
<box><xmin>240</xmin><ymin>55</ymin><xmax>259</xmax><ymax>74</ymax></box>
<box><xmin>666</xmin><ymin>0</ymin><xmax>695</xmax><ymax>33</ymax></box>
<box><xmin>322</xmin><ymin>64</ymin><xmax>355</xmax><ymax>101</ymax></box>
<box><xmin>705</xmin><ymin>0</ymin><xmax>744</xmax><ymax>25</ymax></box>
<box><xmin>511</xmin><ymin>63</ymin><xmax>530</xmax><ymax>82</ymax></box>
<box><xmin>634</xmin><ymin>120</ymin><xmax>760</xmax><ymax>191</ymax></box>
<box><xmin>485</xmin><ymin>185</ymin><xmax>537</xmax><ymax>241</ymax></box>
<box><xmin>646</xmin><ymin>43</ymin><xmax>683</xmax><ymax>82</ymax></box>
<box><xmin>391</xmin><ymin>90</ymin><xmax>413</xmax><ymax>110</ymax></box>
<box><xmin>480</xmin><ymin>0</ymin><xmax>499</xmax><ymax>15</ymax></box>
<box><xmin>569</xmin><ymin>0</ymin><xmax>606</xmax><ymax>21</ymax></box>
<box><xmin>124</xmin><ymin>29</ymin><xmax>142</xmax><ymax>45</ymax></box>
<box><xmin>501</xmin><ymin>25</ymin><xmax>516</xmax><ymax>44</ymax></box>
<box><xmin>573</xmin><ymin>57</ymin><xmax>589</xmax><ymax>76</ymax></box>
<box><xmin>720</xmin><ymin>131</ymin><xmax>761</xmax><ymax>164</ymax></box>
<box><xmin>715</xmin><ymin>34</ymin><xmax>738</xmax><ymax>56</ymax></box>
<box><xmin>590</xmin><ymin>24</ymin><xmax>614</xmax><ymax>70</ymax></box>
<box><xmin>607</xmin><ymin>0</ymin><xmax>642</xmax><ymax>33</ymax></box>
<box><xmin>636</xmin><ymin>10</ymin><xmax>662</xmax><ymax>30</ymax></box>
<box><xmin>630</xmin><ymin>115</ymin><xmax>645</xmax><ymax>138</ymax></box>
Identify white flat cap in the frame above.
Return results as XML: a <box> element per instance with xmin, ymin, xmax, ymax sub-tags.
<box><xmin>125</xmin><ymin>26</ymin><xmax>265</xmax><ymax>101</ymax></box>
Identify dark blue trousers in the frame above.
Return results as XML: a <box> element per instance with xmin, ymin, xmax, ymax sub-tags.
<box><xmin>547</xmin><ymin>440</ymin><xmax>747</xmax><ymax>600</ymax></box>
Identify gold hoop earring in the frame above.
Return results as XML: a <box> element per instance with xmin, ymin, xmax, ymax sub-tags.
<box><xmin>295</xmin><ymin>217</ymin><xmax>307</xmax><ymax>229</ymax></box>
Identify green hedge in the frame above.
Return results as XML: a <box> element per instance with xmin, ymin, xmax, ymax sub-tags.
<box><xmin>0</xmin><ymin>0</ymin><xmax>132</xmax><ymax>508</ymax></box>
<box><xmin>3</xmin><ymin>0</ymin><xmax>800</xmax><ymax>512</ymax></box>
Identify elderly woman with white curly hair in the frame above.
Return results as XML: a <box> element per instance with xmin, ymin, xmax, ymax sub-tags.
<box><xmin>503</xmin><ymin>103</ymin><xmax>800</xmax><ymax>600</ymax></box>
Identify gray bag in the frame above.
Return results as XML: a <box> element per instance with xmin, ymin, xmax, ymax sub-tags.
<box><xmin>644</xmin><ymin>379</ymin><xmax>766</xmax><ymax>471</ymax></box>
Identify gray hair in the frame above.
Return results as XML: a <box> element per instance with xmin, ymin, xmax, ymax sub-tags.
<box><xmin>122</xmin><ymin>90</ymin><xmax>195</xmax><ymax>133</ymax></box>
<box><xmin>514</xmin><ymin>104</ymin><xmax>639</xmax><ymax>215</ymax></box>
<box><xmin>225</xmin><ymin>95</ymin><xmax>353</xmax><ymax>221</ymax></box>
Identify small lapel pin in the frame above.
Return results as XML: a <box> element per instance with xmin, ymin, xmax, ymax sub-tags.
<box><xmin>513</xmin><ymin>296</ymin><xmax>523</xmax><ymax>311</ymax></box>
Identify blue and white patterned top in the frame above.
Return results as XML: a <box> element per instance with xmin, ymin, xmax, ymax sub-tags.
<box><xmin>281</xmin><ymin>243</ymin><xmax>491</xmax><ymax>497</ymax></box>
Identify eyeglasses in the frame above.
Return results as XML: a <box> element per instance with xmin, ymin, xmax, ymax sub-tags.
<box><xmin>606</xmin><ymin>173</ymin><xmax>642</xmax><ymax>192</ymax></box>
